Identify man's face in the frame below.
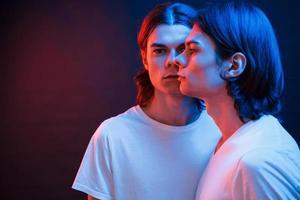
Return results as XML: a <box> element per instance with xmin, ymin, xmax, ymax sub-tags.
<box><xmin>143</xmin><ymin>24</ymin><xmax>191</xmax><ymax>96</ymax></box>
<box><xmin>176</xmin><ymin>23</ymin><xmax>226</xmax><ymax>100</ymax></box>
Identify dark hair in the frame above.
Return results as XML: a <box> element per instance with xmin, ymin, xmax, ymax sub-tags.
<box><xmin>197</xmin><ymin>0</ymin><xmax>284</xmax><ymax>121</ymax></box>
<box><xmin>135</xmin><ymin>2</ymin><xmax>197</xmax><ymax>107</ymax></box>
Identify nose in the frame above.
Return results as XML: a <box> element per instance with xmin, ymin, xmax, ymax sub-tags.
<box><xmin>166</xmin><ymin>49</ymin><xmax>177</xmax><ymax>67</ymax></box>
<box><xmin>174</xmin><ymin>51</ymin><xmax>187</xmax><ymax>69</ymax></box>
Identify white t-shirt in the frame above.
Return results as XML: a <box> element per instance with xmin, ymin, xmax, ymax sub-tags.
<box><xmin>72</xmin><ymin>105</ymin><xmax>221</xmax><ymax>200</ymax></box>
<box><xmin>196</xmin><ymin>115</ymin><xmax>300</xmax><ymax>200</ymax></box>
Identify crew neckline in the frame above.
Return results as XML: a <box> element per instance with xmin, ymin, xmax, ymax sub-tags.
<box><xmin>134</xmin><ymin>105</ymin><xmax>205</xmax><ymax>131</ymax></box>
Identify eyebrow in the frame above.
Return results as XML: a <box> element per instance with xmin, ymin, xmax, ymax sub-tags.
<box><xmin>150</xmin><ymin>43</ymin><xmax>167</xmax><ymax>48</ymax></box>
<box><xmin>150</xmin><ymin>42</ymin><xmax>186</xmax><ymax>50</ymax></box>
<box><xmin>186</xmin><ymin>40</ymin><xmax>202</xmax><ymax>46</ymax></box>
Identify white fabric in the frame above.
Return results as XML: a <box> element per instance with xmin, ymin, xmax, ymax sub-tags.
<box><xmin>72</xmin><ymin>105</ymin><xmax>221</xmax><ymax>200</ymax></box>
<box><xmin>196</xmin><ymin>115</ymin><xmax>300</xmax><ymax>200</ymax></box>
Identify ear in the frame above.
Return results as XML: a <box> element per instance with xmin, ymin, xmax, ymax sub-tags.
<box><xmin>221</xmin><ymin>52</ymin><xmax>247</xmax><ymax>79</ymax></box>
<box><xmin>141</xmin><ymin>50</ymin><xmax>148</xmax><ymax>70</ymax></box>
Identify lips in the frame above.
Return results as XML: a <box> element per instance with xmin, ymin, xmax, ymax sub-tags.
<box><xmin>163</xmin><ymin>74</ymin><xmax>179</xmax><ymax>79</ymax></box>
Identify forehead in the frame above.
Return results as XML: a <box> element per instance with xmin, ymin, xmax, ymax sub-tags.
<box><xmin>147</xmin><ymin>24</ymin><xmax>191</xmax><ymax>47</ymax></box>
<box><xmin>186</xmin><ymin>23</ymin><xmax>216</xmax><ymax>49</ymax></box>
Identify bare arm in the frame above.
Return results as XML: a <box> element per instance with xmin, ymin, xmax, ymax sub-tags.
<box><xmin>87</xmin><ymin>195</ymin><xmax>100</xmax><ymax>200</ymax></box>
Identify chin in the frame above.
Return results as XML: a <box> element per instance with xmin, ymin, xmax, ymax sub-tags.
<box><xmin>179</xmin><ymin>86</ymin><xmax>192</xmax><ymax>98</ymax></box>
<box><xmin>164</xmin><ymin>84</ymin><xmax>181</xmax><ymax>93</ymax></box>
<box><xmin>168</xmin><ymin>89</ymin><xmax>183</xmax><ymax>96</ymax></box>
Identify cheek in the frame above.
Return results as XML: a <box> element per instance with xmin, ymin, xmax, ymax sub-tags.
<box><xmin>185</xmin><ymin>68</ymin><xmax>202</xmax><ymax>85</ymax></box>
<box><xmin>193</xmin><ymin>56</ymin><xmax>222</xmax><ymax>81</ymax></box>
<box><xmin>146</xmin><ymin>59</ymin><xmax>162</xmax><ymax>75</ymax></box>
<box><xmin>179</xmin><ymin>67</ymin><xmax>203</xmax><ymax>96</ymax></box>
<box><xmin>146</xmin><ymin>54</ymin><xmax>166</xmax><ymax>68</ymax></box>
<box><xmin>179</xmin><ymin>74</ymin><xmax>201</xmax><ymax>98</ymax></box>
<box><xmin>147</xmin><ymin>58</ymin><xmax>165</xmax><ymax>83</ymax></box>
<box><xmin>205</xmin><ymin>65</ymin><xmax>224</xmax><ymax>87</ymax></box>
<box><xmin>185</xmin><ymin>60</ymin><xmax>206</xmax><ymax>87</ymax></box>
<box><xmin>183</xmin><ymin>57</ymin><xmax>224</xmax><ymax>91</ymax></box>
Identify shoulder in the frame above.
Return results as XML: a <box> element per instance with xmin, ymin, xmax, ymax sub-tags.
<box><xmin>104</xmin><ymin>105</ymin><xmax>143</xmax><ymax>126</ymax></box>
<box><xmin>235</xmin><ymin>148</ymin><xmax>300</xmax><ymax>191</ymax></box>
<box><xmin>236</xmin><ymin>148</ymin><xmax>279</xmax><ymax>172</ymax></box>
<box><xmin>99</xmin><ymin>106</ymin><xmax>137</xmax><ymax>128</ymax></box>
<box><xmin>237</xmin><ymin>115</ymin><xmax>299</xmax><ymax>151</ymax></box>
<box><xmin>230</xmin><ymin>148</ymin><xmax>300</xmax><ymax>199</ymax></box>
<box><xmin>92</xmin><ymin>106</ymin><xmax>142</xmax><ymax>140</ymax></box>
<box><xmin>237</xmin><ymin>147</ymin><xmax>300</xmax><ymax>172</ymax></box>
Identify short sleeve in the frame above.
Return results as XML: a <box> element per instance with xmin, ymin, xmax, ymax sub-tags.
<box><xmin>72</xmin><ymin>124</ymin><xmax>114</xmax><ymax>200</ymax></box>
<box><xmin>231</xmin><ymin>148</ymin><xmax>300</xmax><ymax>200</ymax></box>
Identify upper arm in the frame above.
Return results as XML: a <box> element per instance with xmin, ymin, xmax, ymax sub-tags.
<box><xmin>72</xmin><ymin>124</ymin><xmax>114</xmax><ymax>199</ymax></box>
<box><xmin>232</xmin><ymin>149</ymin><xmax>300</xmax><ymax>200</ymax></box>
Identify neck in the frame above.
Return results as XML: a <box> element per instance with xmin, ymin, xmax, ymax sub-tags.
<box><xmin>205</xmin><ymin>92</ymin><xmax>244</xmax><ymax>151</ymax></box>
<box><xmin>142</xmin><ymin>91</ymin><xmax>201</xmax><ymax>126</ymax></box>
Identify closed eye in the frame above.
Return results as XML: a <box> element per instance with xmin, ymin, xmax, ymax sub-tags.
<box><xmin>186</xmin><ymin>48</ymin><xmax>197</xmax><ymax>55</ymax></box>
<box><xmin>186</xmin><ymin>41</ymin><xmax>201</xmax><ymax>55</ymax></box>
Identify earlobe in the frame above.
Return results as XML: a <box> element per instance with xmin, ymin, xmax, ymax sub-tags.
<box><xmin>222</xmin><ymin>52</ymin><xmax>247</xmax><ymax>79</ymax></box>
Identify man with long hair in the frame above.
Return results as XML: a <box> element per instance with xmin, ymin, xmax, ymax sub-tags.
<box><xmin>176</xmin><ymin>1</ymin><xmax>300</xmax><ymax>199</ymax></box>
<box><xmin>72</xmin><ymin>3</ymin><xmax>220</xmax><ymax>200</ymax></box>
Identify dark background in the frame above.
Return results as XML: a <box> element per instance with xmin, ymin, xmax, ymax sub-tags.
<box><xmin>1</xmin><ymin>0</ymin><xmax>299</xmax><ymax>199</ymax></box>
